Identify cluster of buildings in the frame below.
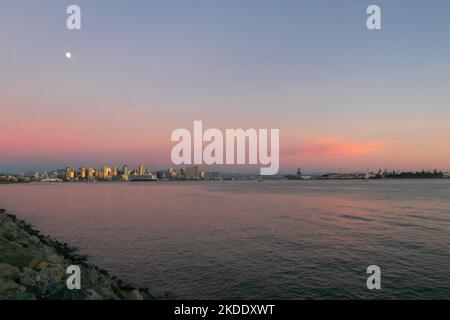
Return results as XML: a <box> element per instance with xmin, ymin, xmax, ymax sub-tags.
<box><xmin>296</xmin><ymin>169</ymin><xmax>450</xmax><ymax>180</ymax></box>
<box><xmin>48</xmin><ymin>165</ymin><xmax>216</xmax><ymax>182</ymax></box>
<box><xmin>0</xmin><ymin>175</ymin><xmax>32</xmax><ymax>184</ymax></box>
<box><xmin>2</xmin><ymin>166</ymin><xmax>450</xmax><ymax>184</ymax></box>
<box><xmin>288</xmin><ymin>168</ymin><xmax>450</xmax><ymax>180</ymax></box>
<box><xmin>0</xmin><ymin>164</ymin><xmax>223</xmax><ymax>183</ymax></box>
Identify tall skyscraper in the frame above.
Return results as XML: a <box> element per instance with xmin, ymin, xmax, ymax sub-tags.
<box><xmin>122</xmin><ymin>165</ymin><xmax>130</xmax><ymax>181</ymax></box>
<box><xmin>101</xmin><ymin>167</ymin><xmax>112</xmax><ymax>181</ymax></box>
<box><xmin>80</xmin><ymin>167</ymin><xmax>86</xmax><ymax>179</ymax></box>
<box><xmin>139</xmin><ymin>165</ymin><xmax>145</xmax><ymax>175</ymax></box>
<box><xmin>65</xmin><ymin>167</ymin><xmax>71</xmax><ymax>180</ymax></box>
<box><xmin>168</xmin><ymin>167</ymin><xmax>177</xmax><ymax>179</ymax></box>
<box><xmin>65</xmin><ymin>167</ymin><xmax>76</xmax><ymax>180</ymax></box>
<box><xmin>87</xmin><ymin>167</ymin><xmax>95</xmax><ymax>181</ymax></box>
<box><xmin>185</xmin><ymin>166</ymin><xmax>200</xmax><ymax>180</ymax></box>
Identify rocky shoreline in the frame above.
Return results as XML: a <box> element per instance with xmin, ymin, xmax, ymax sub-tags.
<box><xmin>0</xmin><ymin>208</ymin><xmax>154</xmax><ymax>300</ymax></box>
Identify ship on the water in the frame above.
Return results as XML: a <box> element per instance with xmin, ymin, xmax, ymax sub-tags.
<box><xmin>285</xmin><ymin>167</ymin><xmax>303</xmax><ymax>180</ymax></box>
<box><xmin>129</xmin><ymin>174</ymin><xmax>158</xmax><ymax>182</ymax></box>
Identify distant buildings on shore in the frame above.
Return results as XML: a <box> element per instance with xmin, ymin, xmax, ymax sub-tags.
<box><xmin>61</xmin><ymin>164</ymin><xmax>211</xmax><ymax>182</ymax></box>
<box><xmin>1</xmin><ymin>167</ymin><xmax>450</xmax><ymax>184</ymax></box>
<box><xmin>285</xmin><ymin>169</ymin><xmax>450</xmax><ymax>180</ymax></box>
<box><xmin>0</xmin><ymin>164</ymin><xmax>217</xmax><ymax>183</ymax></box>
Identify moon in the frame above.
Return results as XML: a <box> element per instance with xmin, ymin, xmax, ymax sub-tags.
<box><xmin>65</xmin><ymin>52</ymin><xmax>72</xmax><ymax>59</ymax></box>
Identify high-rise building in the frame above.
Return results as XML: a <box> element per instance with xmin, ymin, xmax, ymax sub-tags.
<box><xmin>87</xmin><ymin>167</ymin><xmax>95</xmax><ymax>181</ymax></box>
<box><xmin>122</xmin><ymin>165</ymin><xmax>130</xmax><ymax>181</ymax></box>
<box><xmin>185</xmin><ymin>166</ymin><xmax>200</xmax><ymax>180</ymax></box>
<box><xmin>168</xmin><ymin>167</ymin><xmax>177</xmax><ymax>179</ymax></box>
<box><xmin>80</xmin><ymin>167</ymin><xmax>86</xmax><ymax>179</ymax></box>
<box><xmin>138</xmin><ymin>164</ymin><xmax>145</xmax><ymax>175</ymax></box>
<box><xmin>101</xmin><ymin>167</ymin><xmax>112</xmax><ymax>181</ymax></box>
<box><xmin>112</xmin><ymin>166</ymin><xmax>118</xmax><ymax>177</ymax></box>
<box><xmin>65</xmin><ymin>167</ymin><xmax>71</xmax><ymax>180</ymax></box>
<box><xmin>65</xmin><ymin>167</ymin><xmax>76</xmax><ymax>180</ymax></box>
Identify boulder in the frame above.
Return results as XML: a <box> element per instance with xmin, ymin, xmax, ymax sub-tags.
<box><xmin>0</xmin><ymin>263</ymin><xmax>20</xmax><ymax>281</ymax></box>
<box><xmin>0</xmin><ymin>280</ymin><xmax>25</xmax><ymax>297</ymax></box>
<box><xmin>130</xmin><ymin>289</ymin><xmax>144</xmax><ymax>300</ymax></box>
<box><xmin>0</xmin><ymin>238</ymin><xmax>41</xmax><ymax>269</ymax></box>
<box><xmin>18</xmin><ymin>272</ymin><xmax>36</xmax><ymax>287</ymax></box>
<box><xmin>0</xmin><ymin>221</ymin><xmax>18</xmax><ymax>241</ymax></box>
<box><xmin>36</xmin><ymin>260</ymin><xmax>49</xmax><ymax>270</ymax></box>
<box><xmin>86</xmin><ymin>289</ymin><xmax>103</xmax><ymax>300</ymax></box>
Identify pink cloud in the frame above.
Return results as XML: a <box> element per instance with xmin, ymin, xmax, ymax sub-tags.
<box><xmin>282</xmin><ymin>136</ymin><xmax>390</xmax><ymax>158</ymax></box>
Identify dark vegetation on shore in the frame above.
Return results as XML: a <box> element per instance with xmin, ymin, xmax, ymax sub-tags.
<box><xmin>372</xmin><ymin>169</ymin><xmax>446</xmax><ymax>179</ymax></box>
<box><xmin>0</xmin><ymin>208</ymin><xmax>155</xmax><ymax>300</ymax></box>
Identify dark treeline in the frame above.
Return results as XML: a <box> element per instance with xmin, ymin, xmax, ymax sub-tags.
<box><xmin>372</xmin><ymin>169</ymin><xmax>445</xmax><ymax>179</ymax></box>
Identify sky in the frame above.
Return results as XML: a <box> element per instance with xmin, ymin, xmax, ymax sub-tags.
<box><xmin>1</xmin><ymin>0</ymin><xmax>450</xmax><ymax>174</ymax></box>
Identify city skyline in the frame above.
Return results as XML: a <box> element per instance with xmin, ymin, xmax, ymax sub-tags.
<box><xmin>1</xmin><ymin>162</ymin><xmax>449</xmax><ymax>177</ymax></box>
<box><xmin>1</xmin><ymin>1</ymin><xmax>450</xmax><ymax>173</ymax></box>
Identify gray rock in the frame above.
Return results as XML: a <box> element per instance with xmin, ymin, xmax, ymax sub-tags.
<box><xmin>18</xmin><ymin>272</ymin><xmax>36</xmax><ymax>287</ymax></box>
<box><xmin>0</xmin><ymin>263</ymin><xmax>20</xmax><ymax>281</ymax></box>
<box><xmin>130</xmin><ymin>289</ymin><xmax>144</xmax><ymax>300</ymax></box>
<box><xmin>0</xmin><ymin>280</ymin><xmax>25</xmax><ymax>296</ymax></box>
<box><xmin>47</xmin><ymin>254</ymin><xmax>62</xmax><ymax>264</ymax></box>
<box><xmin>0</xmin><ymin>238</ymin><xmax>41</xmax><ymax>269</ymax></box>
<box><xmin>86</xmin><ymin>289</ymin><xmax>103</xmax><ymax>300</ymax></box>
<box><xmin>1</xmin><ymin>212</ymin><xmax>155</xmax><ymax>300</ymax></box>
<box><xmin>29</xmin><ymin>235</ymin><xmax>40</xmax><ymax>245</ymax></box>
<box><xmin>0</xmin><ymin>222</ymin><xmax>18</xmax><ymax>241</ymax></box>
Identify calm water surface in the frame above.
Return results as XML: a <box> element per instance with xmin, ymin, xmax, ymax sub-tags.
<box><xmin>1</xmin><ymin>180</ymin><xmax>450</xmax><ymax>299</ymax></box>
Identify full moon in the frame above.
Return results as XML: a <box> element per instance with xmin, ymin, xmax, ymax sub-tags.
<box><xmin>65</xmin><ymin>52</ymin><xmax>72</xmax><ymax>59</ymax></box>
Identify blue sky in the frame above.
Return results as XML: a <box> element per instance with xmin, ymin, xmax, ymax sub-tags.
<box><xmin>1</xmin><ymin>1</ymin><xmax>450</xmax><ymax>173</ymax></box>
